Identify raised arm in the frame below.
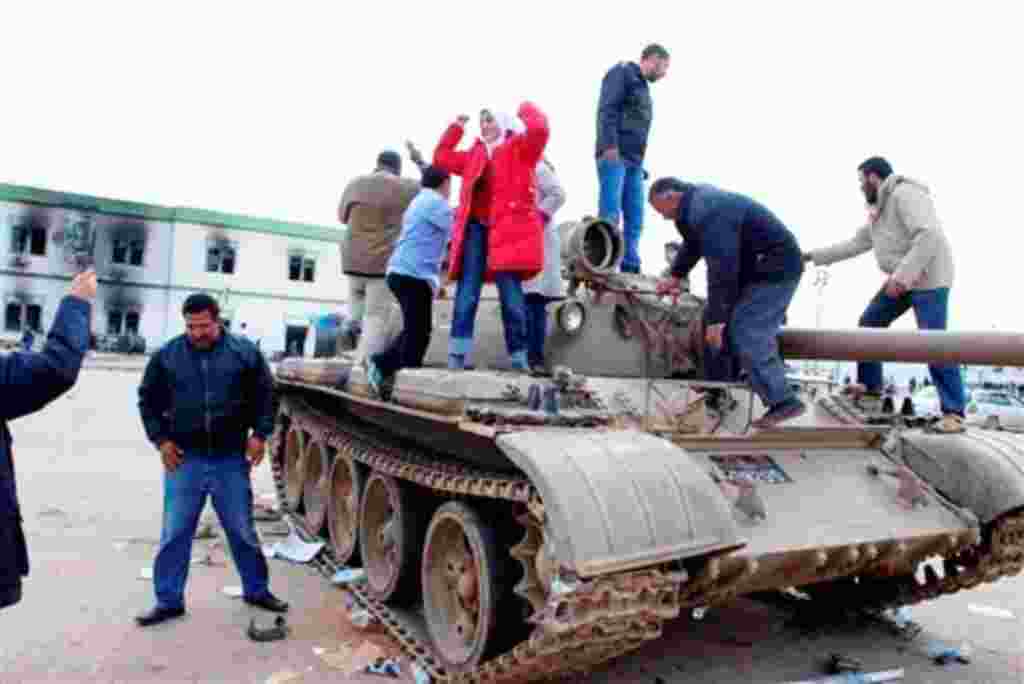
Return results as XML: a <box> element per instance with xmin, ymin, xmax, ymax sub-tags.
<box><xmin>0</xmin><ymin>295</ymin><xmax>91</xmax><ymax>422</ymax></box>
<box><xmin>433</xmin><ymin>118</ymin><xmax>470</xmax><ymax>176</ymax></box>
<box><xmin>514</xmin><ymin>102</ymin><xmax>550</xmax><ymax>170</ymax></box>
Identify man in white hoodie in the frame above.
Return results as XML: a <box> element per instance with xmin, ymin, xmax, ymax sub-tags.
<box><xmin>803</xmin><ymin>156</ymin><xmax>965</xmax><ymax>433</ymax></box>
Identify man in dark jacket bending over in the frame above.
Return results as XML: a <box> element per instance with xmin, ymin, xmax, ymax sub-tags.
<box><xmin>136</xmin><ymin>293</ymin><xmax>285</xmax><ymax>626</ymax></box>
<box><xmin>1</xmin><ymin>270</ymin><xmax>95</xmax><ymax>610</ymax></box>
<box><xmin>650</xmin><ymin>178</ymin><xmax>806</xmax><ymax>428</ymax></box>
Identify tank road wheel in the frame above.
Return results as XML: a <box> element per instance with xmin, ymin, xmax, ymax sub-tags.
<box><xmin>327</xmin><ymin>447</ymin><xmax>365</xmax><ymax>565</ymax></box>
<box><xmin>283</xmin><ymin>425</ymin><xmax>307</xmax><ymax>512</ymax></box>
<box><xmin>302</xmin><ymin>440</ymin><xmax>332</xmax><ymax>535</ymax></box>
<box><xmin>422</xmin><ymin>501</ymin><xmax>502</xmax><ymax>673</ymax></box>
<box><xmin>359</xmin><ymin>473</ymin><xmax>423</xmax><ymax>604</ymax></box>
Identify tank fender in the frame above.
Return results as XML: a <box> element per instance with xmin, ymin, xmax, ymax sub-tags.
<box><xmin>496</xmin><ymin>429</ymin><xmax>743</xmax><ymax>578</ymax></box>
<box><xmin>900</xmin><ymin>430</ymin><xmax>1024</xmax><ymax>524</ymax></box>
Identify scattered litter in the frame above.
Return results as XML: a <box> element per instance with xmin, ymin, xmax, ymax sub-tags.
<box><xmin>222</xmin><ymin>585</ymin><xmax>243</xmax><ymax>598</ymax></box>
<box><xmin>138</xmin><ymin>567</ymin><xmax>153</xmax><ymax>580</ymax></box>
<box><xmin>191</xmin><ymin>552</ymin><xmax>223</xmax><ymax>567</ymax></box>
<box><xmin>248</xmin><ymin>615</ymin><xmax>289</xmax><ymax>642</ymax></box>
<box><xmin>269</xmin><ymin>527</ymin><xmax>324</xmax><ymax>563</ymax></box>
<box><xmin>265</xmin><ymin>668</ymin><xmax>303</xmax><ymax>684</ymax></box>
<box><xmin>341</xmin><ymin>591</ymin><xmax>357</xmax><ymax>611</ymax></box>
<box><xmin>331</xmin><ymin>568</ymin><xmax>367</xmax><ymax>585</ymax></box>
<box><xmin>877</xmin><ymin>606</ymin><xmax>922</xmax><ymax>640</ymax></box>
<box><xmin>928</xmin><ymin>641</ymin><xmax>972</xmax><ymax>665</ymax></box>
<box><xmin>260</xmin><ymin>521</ymin><xmax>292</xmax><ymax>537</ymax></box>
<box><xmin>316</xmin><ymin>642</ymin><xmax>355</xmax><ymax>670</ymax></box>
<box><xmin>345</xmin><ymin>642</ymin><xmax>387</xmax><ymax>675</ymax></box>
<box><xmin>312</xmin><ymin>647</ymin><xmax>326</xmax><ymax>657</ymax></box>
<box><xmin>691</xmin><ymin>606</ymin><xmax>708</xmax><ymax>621</ymax></box>
<box><xmin>785</xmin><ymin>668</ymin><xmax>904</xmax><ymax>683</ymax></box>
<box><xmin>825</xmin><ymin>653</ymin><xmax>862</xmax><ymax>675</ymax></box>
<box><xmin>38</xmin><ymin>507</ymin><xmax>68</xmax><ymax>518</ymax></box>
<box><xmin>348</xmin><ymin>608</ymin><xmax>381</xmax><ymax>631</ymax></box>
<box><xmin>194</xmin><ymin>522</ymin><xmax>218</xmax><ymax>540</ymax></box>
<box><xmin>365</xmin><ymin>657</ymin><xmax>402</xmax><ymax>677</ymax></box>
<box><xmin>412</xmin><ymin>663</ymin><xmax>432</xmax><ymax>684</ymax></box>
<box><xmin>967</xmin><ymin>603</ymin><xmax>1015</xmax><ymax>620</ymax></box>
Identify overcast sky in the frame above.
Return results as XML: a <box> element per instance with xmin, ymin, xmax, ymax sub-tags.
<box><xmin>2</xmin><ymin>2</ymin><xmax>1021</xmax><ymax>335</ymax></box>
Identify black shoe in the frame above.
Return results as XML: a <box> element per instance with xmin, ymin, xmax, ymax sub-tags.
<box><xmin>244</xmin><ymin>593</ymin><xmax>289</xmax><ymax>613</ymax></box>
<box><xmin>135</xmin><ymin>605</ymin><xmax>185</xmax><ymax>627</ymax></box>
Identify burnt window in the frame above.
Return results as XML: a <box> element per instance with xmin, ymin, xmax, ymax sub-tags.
<box><xmin>11</xmin><ymin>225</ymin><xmax>47</xmax><ymax>256</ymax></box>
<box><xmin>125</xmin><ymin>311</ymin><xmax>140</xmax><ymax>335</ymax></box>
<box><xmin>113</xmin><ymin>239</ymin><xmax>146</xmax><ymax>266</ymax></box>
<box><xmin>129</xmin><ymin>240</ymin><xmax>144</xmax><ymax>266</ymax></box>
<box><xmin>207</xmin><ymin>243</ymin><xmax>236</xmax><ymax>274</ymax></box>
<box><xmin>107</xmin><ymin>310</ymin><xmax>123</xmax><ymax>335</ymax></box>
<box><xmin>26</xmin><ymin>304</ymin><xmax>41</xmax><ymax>332</ymax></box>
<box><xmin>288</xmin><ymin>253</ymin><xmax>316</xmax><ymax>282</ymax></box>
<box><xmin>5</xmin><ymin>303</ymin><xmax>22</xmax><ymax>332</ymax></box>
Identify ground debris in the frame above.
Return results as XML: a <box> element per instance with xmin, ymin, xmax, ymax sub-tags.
<box><xmin>265</xmin><ymin>670</ymin><xmax>303</xmax><ymax>684</ymax></box>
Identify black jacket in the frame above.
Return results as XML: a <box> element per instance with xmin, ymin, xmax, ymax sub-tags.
<box><xmin>1</xmin><ymin>296</ymin><xmax>90</xmax><ymax>605</ymax></box>
<box><xmin>595</xmin><ymin>61</ymin><xmax>653</xmax><ymax>166</ymax></box>
<box><xmin>670</xmin><ymin>184</ymin><xmax>804</xmax><ymax>326</ymax></box>
<box><xmin>138</xmin><ymin>331</ymin><xmax>275</xmax><ymax>456</ymax></box>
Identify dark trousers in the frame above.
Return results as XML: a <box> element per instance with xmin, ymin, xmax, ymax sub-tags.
<box><xmin>525</xmin><ymin>293</ymin><xmax>549</xmax><ymax>366</ymax></box>
<box><xmin>373</xmin><ymin>273</ymin><xmax>433</xmax><ymax>376</ymax></box>
<box><xmin>856</xmin><ymin>286</ymin><xmax>966</xmax><ymax>415</ymax></box>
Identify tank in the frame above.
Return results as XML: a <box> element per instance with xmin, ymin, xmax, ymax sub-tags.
<box><xmin>270</xmin><ymin>217</ymin><xmax>1024</xmax><ymax>683</ymax></box>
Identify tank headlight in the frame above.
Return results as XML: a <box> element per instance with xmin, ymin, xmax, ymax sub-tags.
<box><xmin>557</xmin><ymin>301</ymin><xmax>586</xmax><ymax>335</ymax></box>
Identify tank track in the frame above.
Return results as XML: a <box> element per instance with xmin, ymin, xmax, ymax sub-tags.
<box><xmin>269</xmin><ymin>396</ymin><xmax>687</xmax><ymax>683</ymax></box>
<box><xmin>804</xmin><ymin>508</ymin><xmax>1024</xmax><ymax>615</ymax></box>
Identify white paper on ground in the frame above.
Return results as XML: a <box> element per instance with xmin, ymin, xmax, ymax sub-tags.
<box><xmin>138</xmin><ymin>567</ymin><xmax>153</xmax><ymax>580</ymax></box>
<box><xmin>222</xmin><ymin>585</ymin><xmax>243</xmax><ymax>598</ymax></box>
<box><xmin>270</xmin><ymin>526</ymin><xmax>324</xmax><ymax>563</ymax></box>
<box><xmin>967</xmin><ymin>603</ymin><xmax>1016</xmax><ymax>620</ymax></box>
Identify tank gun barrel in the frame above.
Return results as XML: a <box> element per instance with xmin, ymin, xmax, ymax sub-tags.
<box><xmin>779</xmin><ymin>327</ymin><xmax>1024</xmax><ymax>366</ymax></box>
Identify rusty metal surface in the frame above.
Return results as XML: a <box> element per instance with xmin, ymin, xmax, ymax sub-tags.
<box><xmin>496</xmin><ymin>429</ymin><xmax>743</xmax><ymax>577</ymax></box>
<box><xmin>900</xmin><ymin>429</ymin><xmax>1024</xmax><ymax>523</ymax></box>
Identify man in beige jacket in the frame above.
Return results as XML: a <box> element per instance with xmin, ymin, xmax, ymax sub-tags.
<box><xmin>338</xmin><ymin>151</ymin><xmax>420</xmax><ymax>362</ymax></box>
<box><xmin>803</xmin><ymin>156</ymin><xmax>966</xmax><ymax>433</ymax></box>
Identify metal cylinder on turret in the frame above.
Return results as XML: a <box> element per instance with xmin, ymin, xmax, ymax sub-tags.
<box><xmin>559</xmin><ymin>217</ymin><xmax>623</xmax><ymax>276</ymax></box>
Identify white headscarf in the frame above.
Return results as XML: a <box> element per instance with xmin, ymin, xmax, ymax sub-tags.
<box><xmin>482</xmin><ymin>110</ymin><xmax>526</xmax><ymax>157</ymax></box>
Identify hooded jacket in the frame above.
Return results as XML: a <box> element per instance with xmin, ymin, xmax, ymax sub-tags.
<box><xmin>809</xmin><ymin>175</ymin><xmax>954</xmax><ymax>290</ymax></box>
<box><xmin>433</xmin><ymin>101</ymin><xmax>550</xmax><ymax>282</ymax></box>
<box><xmin>338</xmin><ymin>171</ymin><xmax>421</xmax><ymax>277</ymax></box>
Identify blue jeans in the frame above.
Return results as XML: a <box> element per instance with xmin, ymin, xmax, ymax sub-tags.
<box><xmin>857</xmin><ymin>287</ymin><xmax>966</xmax><ymax>415</ymax></box>
<box><xmin>525</xmin><ymin>293</ymin><xmax>549</xmax><ymax>367</ymax></box>
<box><xmin>727</xmin><ymin>278</ymin><xmax>802</xmax><ymax>408</ymax></box>
<box><xmin>449</xmin><ymin>221</ymin><xmax>527</xmax><ymax>363</ymax></box>
<box><xmin>597</xmin><ymin>159</ymin><xmax>645</xmax><ymax>273</ymax></box>
<box><xmin>153</xmin><ymin>452</ymin><xmax>270</xmax><ymax>610</ymax></box>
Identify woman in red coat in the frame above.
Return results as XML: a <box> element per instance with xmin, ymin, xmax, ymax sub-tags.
<box><xmin>432</xmin><ymin>102</ymin><xmax>550</xmax><ymax>370</ymax></box>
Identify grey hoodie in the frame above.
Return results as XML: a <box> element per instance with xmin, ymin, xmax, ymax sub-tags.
<box><xmin>810</xmin><ymin>175</ymin><xmax>954</xmax><ymax>290</ymax></box>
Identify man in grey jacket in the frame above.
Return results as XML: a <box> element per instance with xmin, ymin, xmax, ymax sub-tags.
<box><xmin>803</xmin><ymin>156</ymin><xmax>966</xmax><ymax>433</ymax></box>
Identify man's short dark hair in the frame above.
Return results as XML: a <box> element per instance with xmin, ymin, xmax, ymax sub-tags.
<box><xmin>421</xmin><ymin>165</ymin><xmax>450</xmax><ymax>190</ymax></box>
<box><xmin>858</xmin><ymin>156</ymin><xmax>893</xmax><ymax>180</ymax></box>
<box><xmin>376</xmin><ymin>150</ymin><xmax>402</xmax><ymax>175</ymax></box>
<box><xmin>649</xmin><ymin>176</ymin><xmax>687</xmax><ymax>201</ymax></box>
<box><xmin>182</xmin><ymin>293</ymin><xmax>220</xmax><ymax>319</ymax></box>
<box><xmin>642</xmin><ymin>43</ymin><xmax>670</xmax><ymax>61</ymax></box>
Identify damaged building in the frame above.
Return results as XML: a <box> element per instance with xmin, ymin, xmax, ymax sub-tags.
<box><xmin>1</xmin><ymin>183</ymin><xmax>346</xmax><ymax>354</ymax></box>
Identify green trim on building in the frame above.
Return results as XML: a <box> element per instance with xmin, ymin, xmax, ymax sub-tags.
<box><xmin>0</xmin><ymin>182</ymin><xmax>343</xmax><ymax>243</ymax></box>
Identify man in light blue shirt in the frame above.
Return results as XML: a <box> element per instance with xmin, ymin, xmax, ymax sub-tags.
<box><xmin>367</xmin><ymin>166</ymin><xmax>453</xmax><ymax>398</ymax></box>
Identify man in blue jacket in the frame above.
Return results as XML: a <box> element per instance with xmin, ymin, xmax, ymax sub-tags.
<box><xmin>1</xmin><ymin>270</ymin><xmax>95</xmax><ymax>610</ymax></box>
<box><xmin>650</xmin><ymin>178</ymin><xmax>806</xmax><ymax>428</ymax></box>
<box><xmin>136</xmin><ymin>293</ymin><xmax>285</xmax><ymax>626</ymax></box>
<box><xmin>595</xmin><ymin>43</ymin><xmax>670</xmax><ymax>274</ymax></box>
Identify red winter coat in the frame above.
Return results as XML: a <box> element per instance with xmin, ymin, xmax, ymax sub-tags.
<box><xmin>433</xmin><ymin>102</ymin><xmax>550</xmax><ymax>282</ymax></box>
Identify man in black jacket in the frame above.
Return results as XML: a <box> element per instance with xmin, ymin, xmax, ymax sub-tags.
<box><xmin>649</xmin><ymin>177</ymin><xmax>806</xmax><ymax>428</ymax></box>
<box><xmin>595</xmin><ymin>43</ymin><xmax>670</xmax><ymax>274</ymax></box>
<box><xmin>1</xmin><ymin>270</ymin><xmax>95</xmax><ymax>610</ymax></box>
<box><xmin>136</xmin><ymin>293</ymin><xmax>285</xmax><ymax>626</ymax></box>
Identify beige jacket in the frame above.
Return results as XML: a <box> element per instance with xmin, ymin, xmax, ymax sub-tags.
<box><xmin>339</xmin><ymin>171</ymin><xmax>420</xmax><ymax>276</ymax></box>
<box><xmin>809</xmin><ymin>175</ymin><xmax>954</xmax><ymax>290</ymax></box>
